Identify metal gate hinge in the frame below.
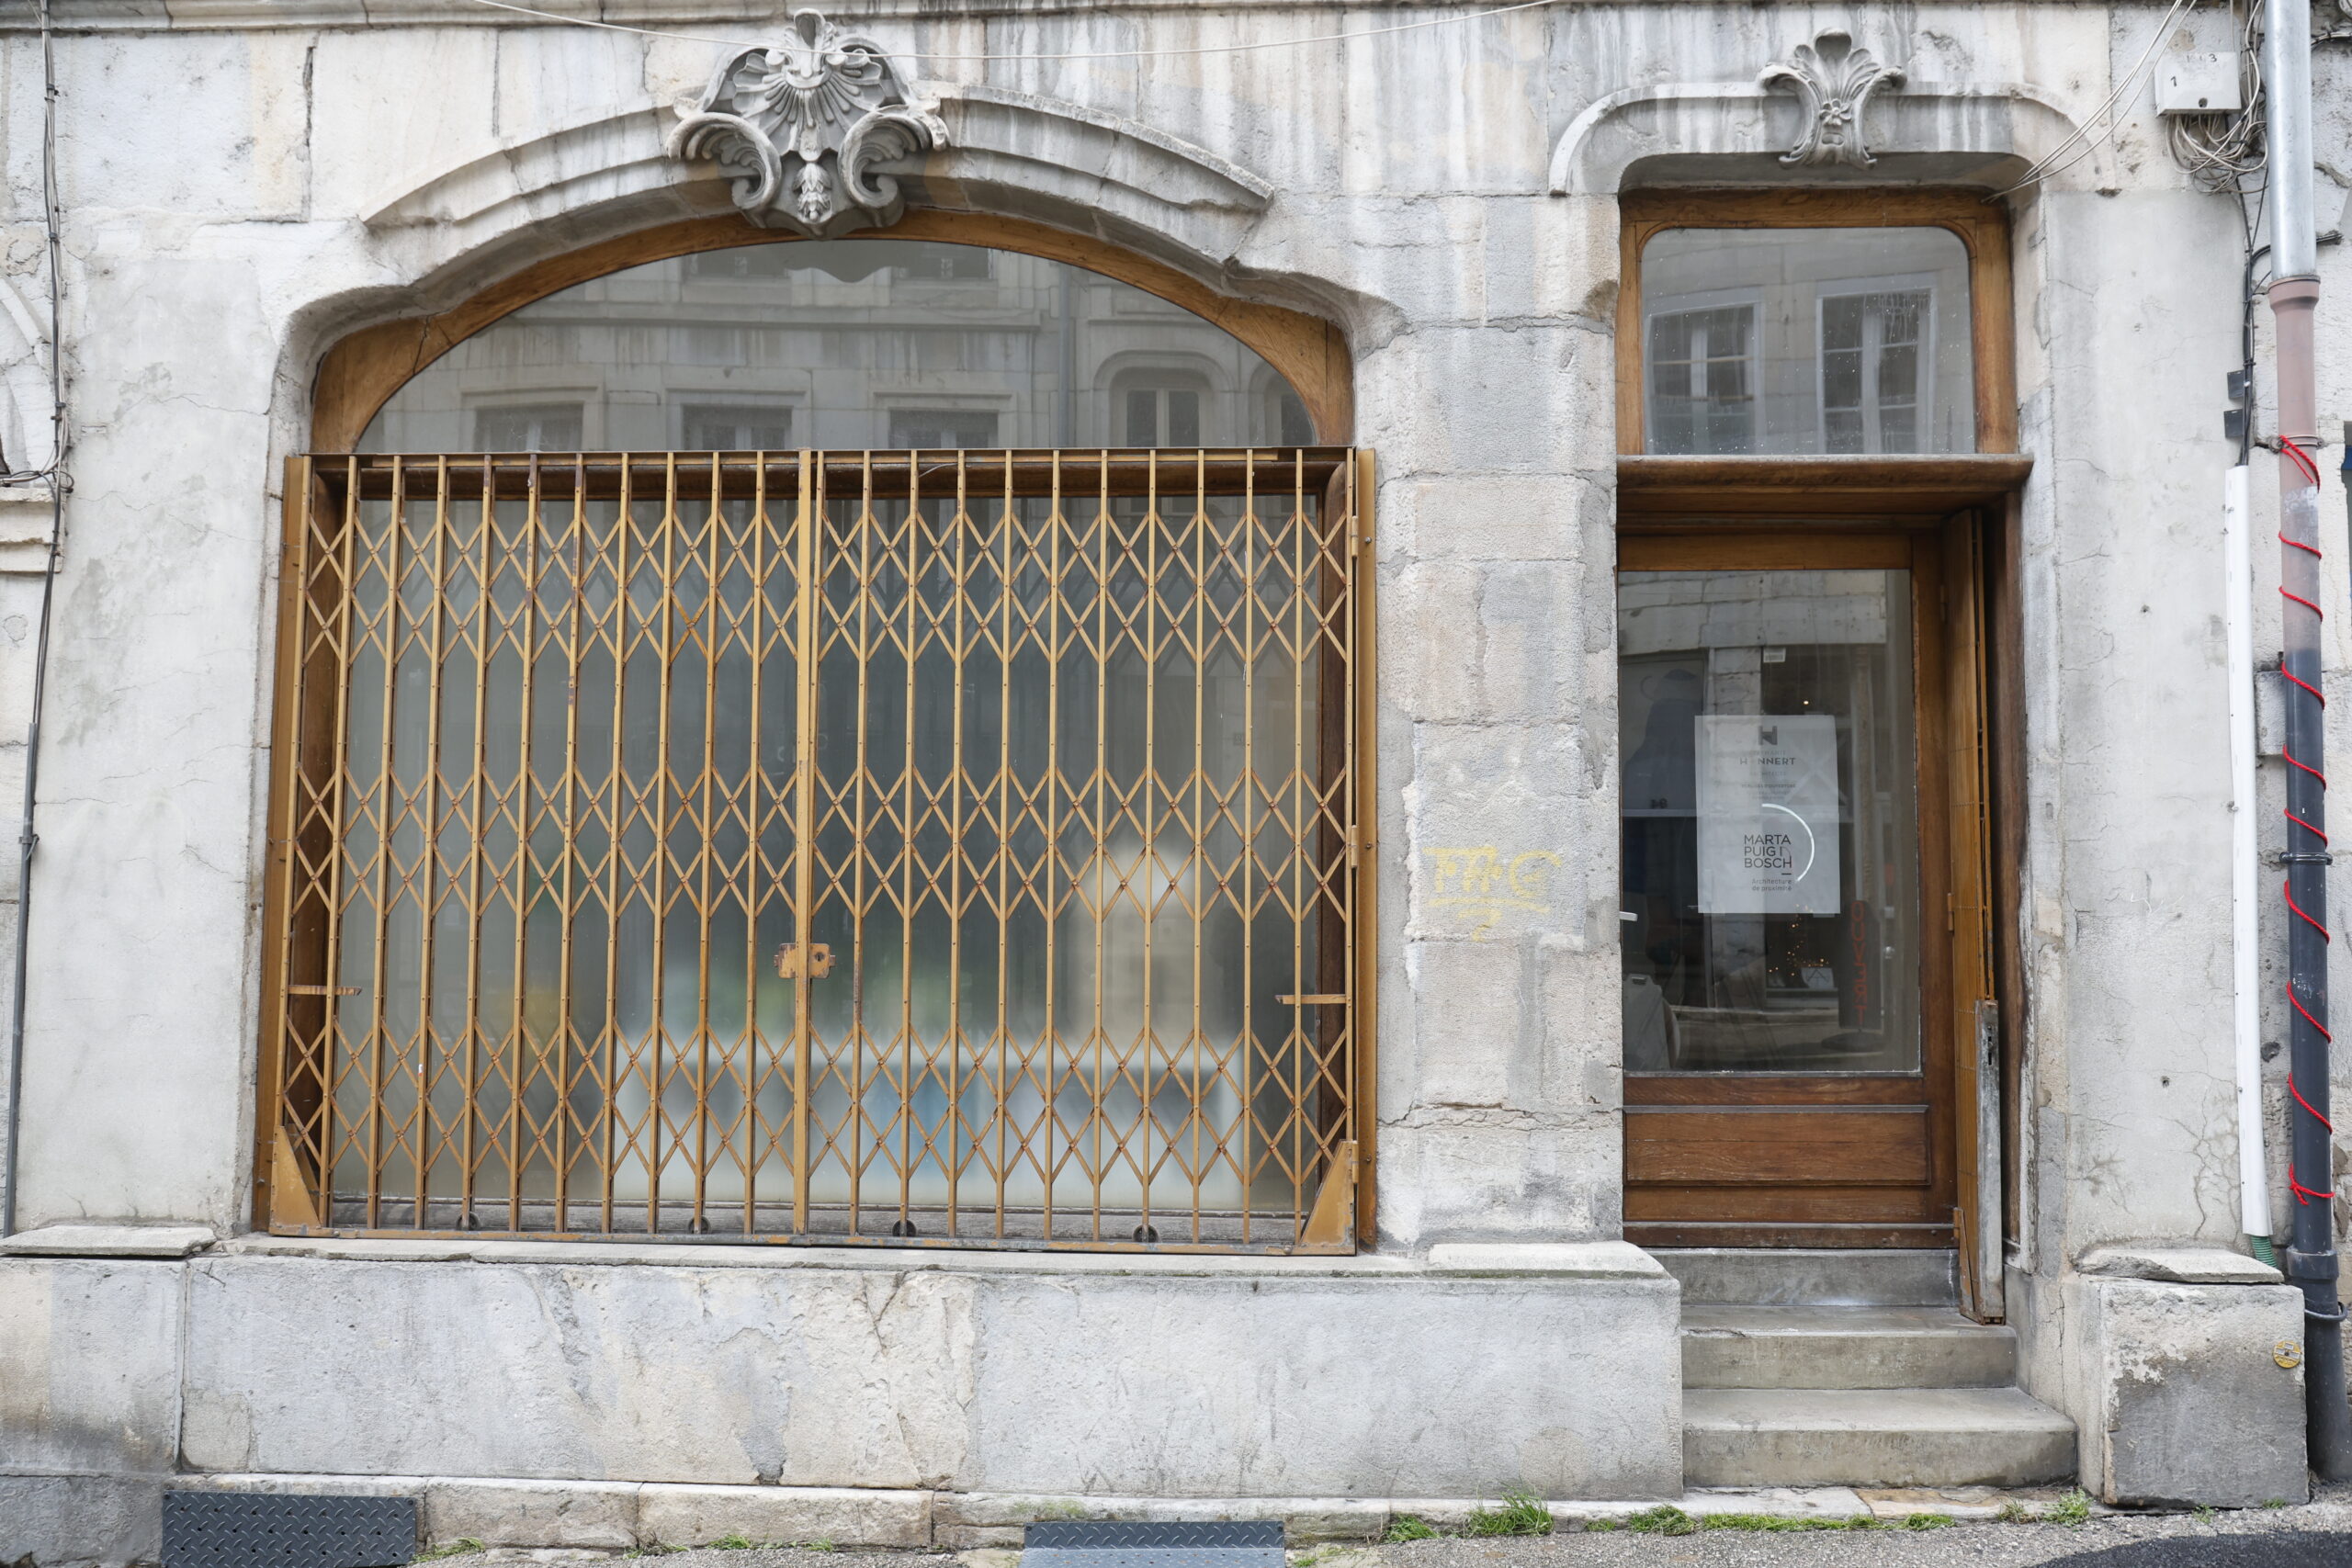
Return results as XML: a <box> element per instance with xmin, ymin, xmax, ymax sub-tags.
<box><xmin>775</xmin><ymin>942</ymin><xmax>834</xmax><ymax>979</ymax></box>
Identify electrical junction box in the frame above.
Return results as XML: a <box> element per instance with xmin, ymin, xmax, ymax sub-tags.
<box><xmin>2155</xmin><ymin>51</ymin><xmax>2243</xmax><ymax>114</ymax></box>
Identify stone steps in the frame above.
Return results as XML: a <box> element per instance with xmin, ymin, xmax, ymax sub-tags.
<box><xmin>1683</xmin><ymin>1387</ymin><xmax>2078</xmax><ymax>1488</ymax></box>
<box><xmin>1657</xmin><ymin>1247</ymin><xmax>1960</xmax><ymax>1307</ymax></box>
<box><xmin>1682</xmin><ymin>1304</ymin><xmax>2017</xmax><ymax>1389</ymax></box>
<box><xmin>1661</xmin><ymin>1249</ymin><xmax>2075</xmax><ymax>1491</ymax></box>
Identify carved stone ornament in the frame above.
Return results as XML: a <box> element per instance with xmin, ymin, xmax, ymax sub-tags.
<box><xmin>1757</xmin><ymin>29</ymin><xmax>1905</xmax><ymax>168</ymax></box>
<box><xmin>668</xmin><ymin>8</ymin><xmax>947</xmax><ymax>235</ymax></box>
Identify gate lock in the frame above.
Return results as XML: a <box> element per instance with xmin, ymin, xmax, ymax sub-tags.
<box><xmin>775</xmin><ymin>942</ymin><xmax>835</xmax><ymax>979</ymax></box>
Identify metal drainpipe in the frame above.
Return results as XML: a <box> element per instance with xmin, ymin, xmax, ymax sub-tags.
<box><xmin>2264</xmin><ymin>0</ymin><xmax>2352</xmax><ymax>1478</ymax></box>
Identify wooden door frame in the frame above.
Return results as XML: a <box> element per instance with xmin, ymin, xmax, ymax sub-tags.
<box><xmin>1610</xmin><ymin>186</ymin><xmax>2025</xmax><ymax>1293</ymax></box>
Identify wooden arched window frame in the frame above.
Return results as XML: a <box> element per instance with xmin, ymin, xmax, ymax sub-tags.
<box><xmin>265</xmin><ymin>212</ymin><xmax>1375</xmax><ymax>1255</ymax></box>
<box><xmin>311</xmin><ymin>211</ymin><xmax>1356</xmax><ymax>451</ymax></box>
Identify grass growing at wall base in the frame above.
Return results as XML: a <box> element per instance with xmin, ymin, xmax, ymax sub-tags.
<box><xmin>1463</xmin><ymin>1492</ymin><xmax>1554</xmax><ymax>1537</ymax></box>
<box><xmin>1590</xmin><ymin>1507</ymin><xmax>1922</xmax><ymax>1534</ymax></box>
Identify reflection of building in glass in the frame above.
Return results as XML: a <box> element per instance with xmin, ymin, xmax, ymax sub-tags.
<box><xmin>1616</xmin><ymin>570</ymin><xmax>1919</xmax><ymax>1075</ymax></box>
<box><xmin>1641</xmin><ymin>227</ymin><xmax>1973</xmax><ymax>456</ymax></box>
<box><xmin>361</xmin><ymin>240</ymin><xmax>1313</xmax><ymax>452</ymax></box>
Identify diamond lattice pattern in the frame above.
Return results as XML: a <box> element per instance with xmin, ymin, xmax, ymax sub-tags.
<box><xmin>268</xmin><ymin>452</ymin><xmax>1362</xmax><ymax>1250</ymax></box>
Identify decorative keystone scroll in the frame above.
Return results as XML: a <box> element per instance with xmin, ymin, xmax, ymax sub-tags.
<box><xmin>668</xmin><ymin>8</ymin><xmax>947</xmax><ymax>235</ymax></box>
<box><xmin>1758</xmin><ymin>29</ymin><xmax>1905</xmax><ymax>168</ymax></box>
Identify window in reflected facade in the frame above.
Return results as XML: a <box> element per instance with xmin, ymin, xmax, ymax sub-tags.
<box><xmin>1639</xmin><ymin>227</ymin><xmax>1974</xmax><ymax>456</ymax></box>
<box><xmin>360</xmin><ymin>239</ymin><xmax>1312</xmax><ymax>452</ymax></box>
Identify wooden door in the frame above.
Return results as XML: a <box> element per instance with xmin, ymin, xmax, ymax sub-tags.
<box><xmin>1619</xmin><ymin>522</ymin><xmax>1991</xmax><ymax>1251</ymax></box>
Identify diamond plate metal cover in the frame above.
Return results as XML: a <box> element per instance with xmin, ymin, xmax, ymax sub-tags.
<box><xmin>1023</xmin><ymin>1519</ymin><xmax>1286</xmax><ymax>1568</ymax></box>
<box><xmin>1024</xmin><ymin>1549</ymin><xmax>1290</xmax><ymax>1568</ymax></box>
<box><xmin>1026</xmin><ymin>1523</ymin><xmax>1283</xmax><ymax>1549</ymax></box>
<box><xmin>163</xmin><ymin>1493</ymin><xmax>418</xmax><ymax>1568</ymax></box>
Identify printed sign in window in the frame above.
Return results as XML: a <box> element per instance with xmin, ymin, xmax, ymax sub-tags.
<box><xmin>1695</xmin><ymin>714</ymin><xmax>1841</xmax><ymax>915</ymax></box>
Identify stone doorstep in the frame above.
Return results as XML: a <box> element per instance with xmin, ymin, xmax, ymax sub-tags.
<box><xmin>164</xmin><ymin>1478</ymin><xmax>2114</xmax><ymax>1551</ymax></box>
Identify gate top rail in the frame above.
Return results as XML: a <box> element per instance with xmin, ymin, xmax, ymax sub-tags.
<box><xmin>303</xmin><ymin>448</ymin><xmax>1356</xmax><ymax>502</ymax></box>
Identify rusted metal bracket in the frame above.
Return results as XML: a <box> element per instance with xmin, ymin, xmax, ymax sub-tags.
<box><xmin>1300</xmin><ymin>1139</ymin><xmax>1357</xmax><ymax>1248</ymax></box>
<box><xmin>775</xmin><ymin>942</ymin><xmax>835</xmax><ymax>979</ymax></box>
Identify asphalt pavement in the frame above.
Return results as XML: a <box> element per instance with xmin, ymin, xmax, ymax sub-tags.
<box><xmin>503</xmin><ymin>1491</ymin><xmax>2352</xmax><ymax>1568</ymax></box>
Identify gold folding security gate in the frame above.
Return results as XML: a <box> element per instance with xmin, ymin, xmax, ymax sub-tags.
<box><xmin>259</xmin><ymin>449</ymin><xmax>1373</xmax><ymax>1252</ymax></box>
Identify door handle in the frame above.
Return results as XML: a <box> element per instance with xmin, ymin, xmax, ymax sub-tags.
<box><xmin>1278</xmin><ymin>993</ymin><xmax>1348</xmax><ymax>1006</ymax></box>
<box><xmin>775</xmin><ymin>942</ymin><xmax>835</xmax><ymax>979</ymax></box>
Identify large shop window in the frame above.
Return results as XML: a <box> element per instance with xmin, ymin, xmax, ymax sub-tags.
<box><xmin>266</xmin><ymin>236</ymin><xmax>1372</xmax><ymax>1254</ymax></box>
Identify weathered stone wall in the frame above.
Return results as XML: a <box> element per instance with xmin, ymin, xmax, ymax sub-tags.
<box><xmin>0</xmin><ymin>0</ymin><xmax>2326</xmax><ymax>1532</ymax></box>
<box><xmin>1</xmin><ymin>1243</ymin><xmax>1682</xmax><ymax>1562</ymax></box>
<box><xmin>0</xmin><ymin>0</ymin><xmax>2281</xmax><ymax>1254</ymax></box>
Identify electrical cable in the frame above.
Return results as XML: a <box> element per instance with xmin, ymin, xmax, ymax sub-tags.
<box><xmin>2170</xmin><ymin>0</ymin><xmax>2268</xmax><ymax>189</ymax></box>
<box><xmin>1990</xmin><ymin>0</ymin><xmax>2197</xmax><ymax>197</ymax></box>
<box><xmin>453</xmin><ymin>0</ymin><xmax>1564</xmax><ymax>62</ymax></box>
<box><xmin>0</xmin><ymin>0</ymin><xmax>71</xmax><ymax>1239</ymax></box>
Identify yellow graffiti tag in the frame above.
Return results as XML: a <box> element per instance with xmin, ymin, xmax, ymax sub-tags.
<box><xmin>1423</xmin><ymin>846</ymin><xmax>1563</xmax><ymax>940</ymax></box>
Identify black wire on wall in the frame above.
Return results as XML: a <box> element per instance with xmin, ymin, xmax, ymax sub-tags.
<box><xmin>1</xmin><ymin>0</ymin><xmax>73</xmax><ymax>1238</ymax></box>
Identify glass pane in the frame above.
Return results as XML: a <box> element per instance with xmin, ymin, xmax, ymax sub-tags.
<box><xmin>326</xmin><ymin>482</ymin><xmax>805</xmax><ymax>1223</ymax></box>
<box><xmin>680</xmin><ymin>403</ymin><xmax>792</xmax><ymax>450</ymax></box>
<box><xmin>888</xmin><ymin>409</ymin><xmax>1000</xmax><ymax>449</ymax></box>
<box><xmin>1618</xmin><ymin>569</ymin><xmax>1920</xmax><ymax>1073</ymax></box>
<box><xmin>475</xmin><ymin>403</ymin><xmax>583</xmax><ymax>451</ymax></box>
<box><xmin>802</xmin><ymin>487</ymin><xmax>1336</xmax><ymax>1233</ymax></box>
<box><xmin>360</xmin><ymin>240</ymin><xmax>1306</xmax><ymax>453</ymax></box>
<box><xmin>1648</xmin><ymin>304</ymin><xmax>1756</xmax><ymax>455</ymax></box>
<box><xmin>1275</xmin><ymin>390</ymin><xmax>1314</xmax><ymax>446</ymax></box>
<box><xmin>1167</xmin><ymin>389</ymin><xmax>1201</xmax><ymax>446</ymax></box>
<box><xmin>1640</xmin><ymin>228</ymin><xmax>1974</xmax><ymax>454</ymax></box>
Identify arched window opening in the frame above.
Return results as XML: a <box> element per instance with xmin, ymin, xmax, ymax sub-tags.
<box><xmin>359</xmin><ymin>239</ymin><xmax>1306</xmax><ymax>453</ymax></box>
<box><xmin>267</xmin><ymin>228</ymin><xmax>1371</xmax><ymax>1256</ymax></box>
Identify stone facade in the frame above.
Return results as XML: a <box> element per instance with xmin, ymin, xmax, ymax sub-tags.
<box><xmin>0</xmin><ymin>0</ymin><xmax>2346</xmax><ymax>1559</ymax></box>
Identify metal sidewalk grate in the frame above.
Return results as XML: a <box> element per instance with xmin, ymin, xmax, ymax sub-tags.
<box><xmin>1023</xmin><ymin>1519</ymin><xmax>1286</xmax><ymax>1568</ymax></box>
<box><xmin>163</xmin><ymin>1493</ymin><xmax>417</xmax><ymax>1568</ymax></box>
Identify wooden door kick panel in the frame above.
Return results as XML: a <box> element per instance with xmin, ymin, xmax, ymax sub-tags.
<box><xmin>1625</xmin><ymin>1074</ymin><xmax>1926</xmax><ymax>1106</ymax></box>
<box><xmin>1625</xmin><ymin>1106</ymin><xmax>1931</xmax><ymax>1187</ymax></box>
<box><xmin>1626</xmin><ymin>1221</ymin><xmax>1956</xmax><ymax>1249</ymax></box>
<box><xmin>1625</xmin><ymin>1184</ymin><xmax>1945</xmax><ymax>1224</ymax></box>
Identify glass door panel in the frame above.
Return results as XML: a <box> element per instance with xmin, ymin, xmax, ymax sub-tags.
<box><xmin>1620</xmin><ymin>569</ymin><xmax>1920</xmax><ymax>1076</ymax></box>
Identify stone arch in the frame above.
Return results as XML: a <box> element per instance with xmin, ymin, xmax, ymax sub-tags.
<box><xmin>361</xmin><ymin>85</ymin><xmax>1275</xmax><ymax>283</ymax></box>
<box><xmin>1548</xmin><ymin>80</ymin><xmax>2116</xmax><ymax>197</ymax></box>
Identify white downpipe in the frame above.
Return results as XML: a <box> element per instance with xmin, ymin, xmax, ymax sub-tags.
<box><xmin>2226</xmin><ymin>461</ymin><xmax>2273</xmax><ymax>1244</ymax></box>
